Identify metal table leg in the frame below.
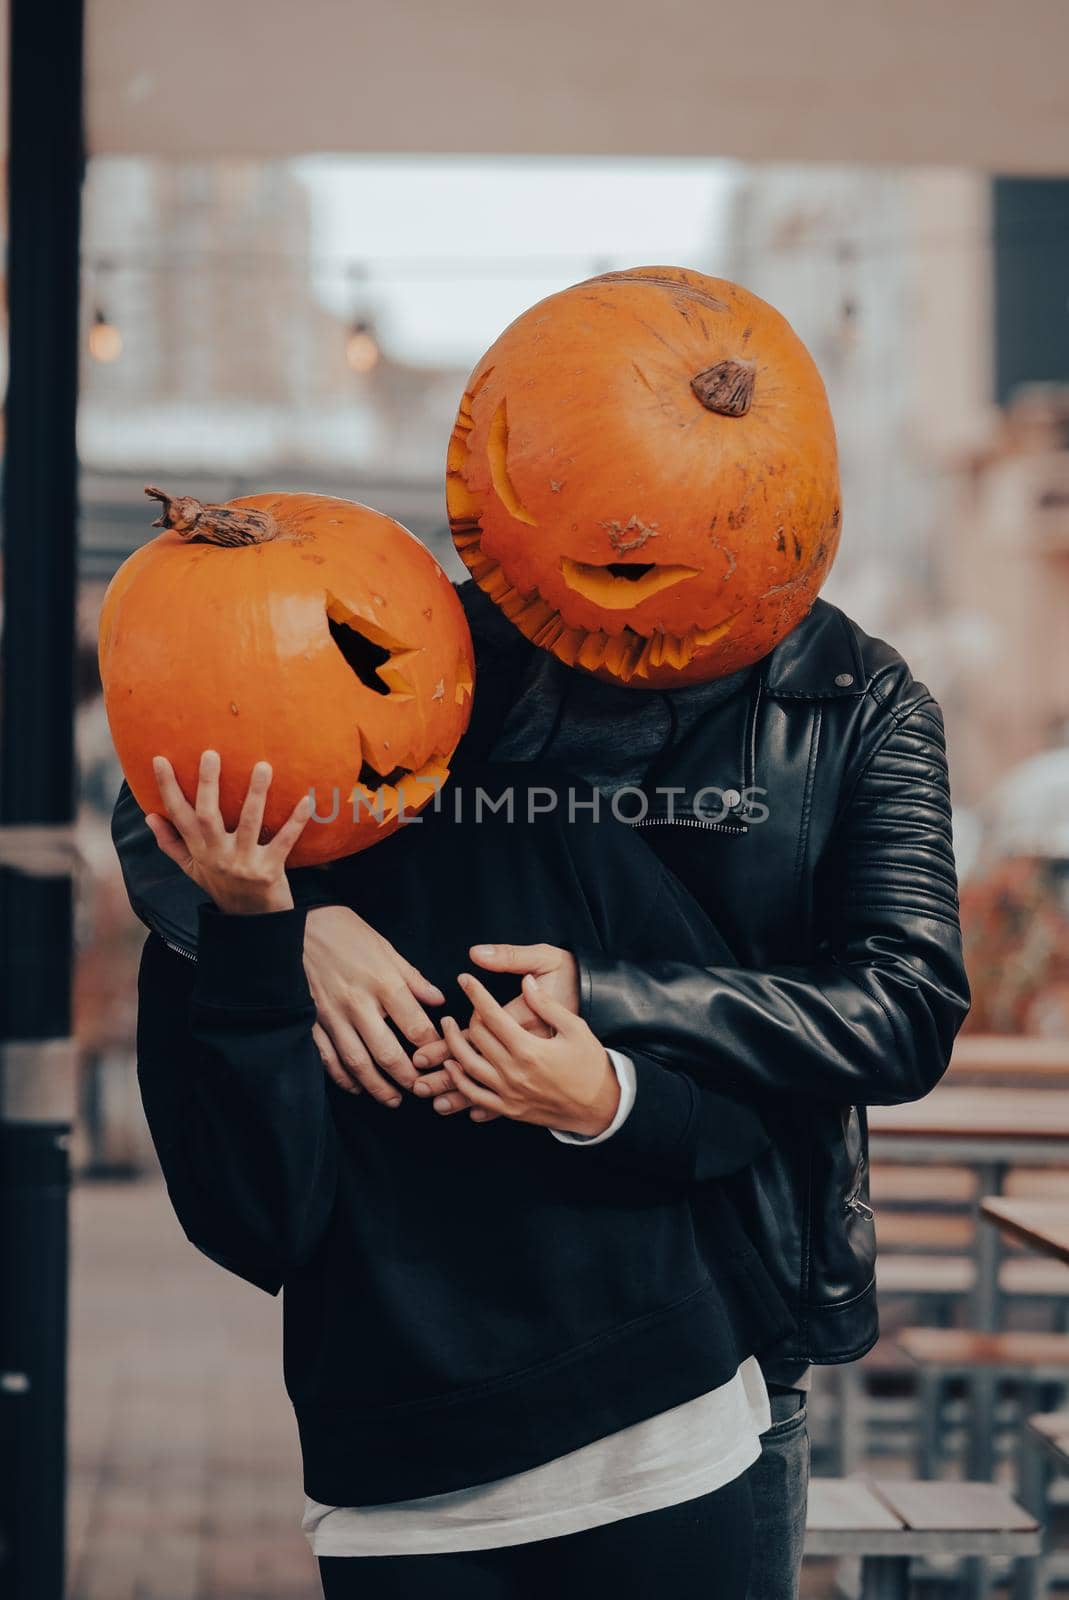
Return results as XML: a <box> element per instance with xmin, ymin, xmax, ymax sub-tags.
<box><xmin>860</xmin><ymin>1554</ymin><xmax>911</xmax><ymax>1600</ymax></box>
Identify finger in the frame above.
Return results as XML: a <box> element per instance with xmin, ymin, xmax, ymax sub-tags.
<box><xmin>152</xmin><ymin>756</ymin><xmax>199</xmax><ymax>839</ymax></box>
<box><xmin>412</xmin><ymin>1066</ymin><xmax>461</xmax><ymax>1099</ymax></box>
<box><xmin>468</xmin><ymin>1107</ymin><xmax>502</xmax><ymax>1123</ymax></box>
<box><xmin>456</xmin><ymin>972</ymin><xmax>530</xmax><ymax>1054</ymax></box>
<box><xmin>411</xmin><ymin>1037</ymin><xmax>451</xmax><ymax>1071</ymax></box>
<box><xmin>235</xmin><ymin>760</ymin><xmax>273</xmax><ymax>847</ymax></box>
<box><xmin>194</xmin><ymin>749</ymin><xmax>225</xmax><ymax>839</ymax></box>
<box><xmin>313</xmin><ymin>1022</ymin><xmax>362</xmax><ymax>1096</ymax></box>
<box><xmin>443</xmin><ymin>1057</ymin><xmax>505</xmax><ymax>1115</ymax></box>
<box><xmin>521</xmin><ymin>972</ymin><xmax>582</xmax><ymax>1036</ymax></box>
<box><xmin>430</xmin><ymin>1090</ymin><xmax>472</xmax><ymax>1116</ymax></box>
<box><xmin>467</xmin><ymin>1014</ymin><xmax>513</xmax><ymax>1072</ymax></box>
<box><xmin>268</xmin><ymin>790</ymin><xmax>314</xmax><ymax>859</ymax></box>
<box><xmin>323</xmin><ymin>1016</ymin><xmax>403</xmax><ymax>1106</ymax></box>
<box><xmin>500</xmin><ymin>993</ymin><xmax>554</xmax><ymax>1038</ymax></box>
<box><xmin>468</xmin><ymin>942</ymin><xmax>561</xmax><ymax>976</ymax></box>
<box><xmin>144</xmin><ymin>812</ymin><xmax>196</xmax><ymax>872</ymax></box>
<box><xmin>353</xmin><ymin>1006</ymin><xmax>419</xmax><ymax>1092</ymax></box>
<box><xmin>380</xmin><ymin>980</ymin><xmax>442</xmax><ymax>1051</ymax></box>
<box><xmin>442</xmin><ymin>1014</ymin><xmax>504</xmax><ymax>1093</ymax></box>
<box><xmin>400</xmin><ymin>958</ymin><xmax>446</xmax><ymax>1008</ymax></box>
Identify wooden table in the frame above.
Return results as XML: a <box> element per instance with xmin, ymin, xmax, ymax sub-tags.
<box><xmin>870</xmin><ymin>1090</ymin><xmax>1069</xmax><ymax>1325</ymax></box>
<box><xmin>870</xmin><ymin>1088</ymin><xmax>1069</xmax><ymax>1485</ymax></box>
<box><xmin>870</xmin><ymin>1088</ymin><xmax>1069</xmax><ymax>1160</ymax></box>
<box><xmin>950</xmin><ymin>1035</ymin><xmax>1069</xmax><ymax>1083</ymax></box>
<box><xmin>806</xmin><ymin>1476</ymin><xmax>1039</xmax><ymax>1598</ymax></box>
<box><xmin>981</xmin><ymin>1198</ymin><xmax>1069</xmax><ymax>1266</ymax></box>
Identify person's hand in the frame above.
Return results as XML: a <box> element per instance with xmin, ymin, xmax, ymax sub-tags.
<box><xmin>146</xmin><ymin>750</ymin><xmax>310</xmax><ymax>916</ymax></box>
<box><xmin>302</xmin><ymin>905</ymin><xmax>446</xmax><ymax>1107</ymax></box>
<box><xmin>438</xmin><ymin>970</ymin><xmax>619</xmax><ymax>1137</ymax></box>
<box><xmin>412</xmin><ymin>943</ymin><xmax>579</xmax><ymax>1117</ymax></box>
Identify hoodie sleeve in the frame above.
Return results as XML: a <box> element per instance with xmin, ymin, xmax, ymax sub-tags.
<box><xmin>136</xmin><ymin>903</ymin><xmax>338</xmax><ymax>1292</ymax></box>
<box><xmin>557</xmin><ymin>1045</ymin><xmax>771</xmax><ymax>1189</ymax></box>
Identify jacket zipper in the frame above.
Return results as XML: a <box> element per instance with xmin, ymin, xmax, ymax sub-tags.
<box><xmin>164</xmin><ymin>937</ymin><xmax>198</xmax><ymax>963</ymax></box>
<box><xmin>631</xmin><ymin>816</ymin><xmax>748</xmax><ymax>834</ymax></box>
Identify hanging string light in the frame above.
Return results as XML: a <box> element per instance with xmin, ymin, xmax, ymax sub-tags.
<box><xmin>344</xmin><ymin>262</ymin><xmax>380</xmax><ymax>374</ymax></box>
<box><xmin>345</xmin><ymin>318</ymin><xmax>380</xmax><ymax>374</ymax></box>
<box><xmin>88</xmin><ymin>307</ymin><xmax>123</xmax><ymax>363</ymax></box>
<box><xmin>88</xmin><ymin>261</ymin><xmax>122</xmax><ymax>362</ymax></box>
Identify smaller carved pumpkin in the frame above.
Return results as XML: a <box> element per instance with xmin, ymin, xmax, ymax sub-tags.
<box><xmin>447</xmin><ymin>266</ymin><xmax>841</xmax><ymax>687</ymax></box>
<box><xmin>98</xmin><ymin>488</ymin><xmax>474</xmax><ymax>865</ymax></box>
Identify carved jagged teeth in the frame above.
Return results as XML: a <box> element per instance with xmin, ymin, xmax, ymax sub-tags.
<box><xmin>532</xmin><ymin>615</ymin><xmax>566</xmax><ymax>649</ymax></box>
<box><xmin>577</xmin><ymin>633</ymin><xmax>608</xmax><ymax>671</ymax></box>
<box><xmin>498</xmin><ymin>587</ymin><xmax>531</xmax><ymax>620</ymax></box>
<box><xmin>511</xmin><ymin>595</ymin><xmax>555</xmax><ymax>632</ymax></box>
<box><xmin>603</xmin><ymin>634</ymin><xmax>631</xmax><ymax>676</ymax></box>
<box><xmin>550</xmin><ymin>628</ymin><xmax>585</xmax><ymax>667</ymax></box>
<box><xmin>630</xmin><ymin>637</ymin><xmax>656</xmax><ymax>681</ymax></box>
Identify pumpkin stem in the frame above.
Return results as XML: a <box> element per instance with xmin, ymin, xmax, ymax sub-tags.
<box><xmin>144</xmin><ymin>485</ymin><xmax>278</xmax><ymax>547</ymax></box>
<box><xmin>691</xmin><ymin>360</ymin><xmax>755</xmax><ymax>418</ymax></box>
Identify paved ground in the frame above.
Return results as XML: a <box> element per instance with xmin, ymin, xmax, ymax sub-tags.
<box><xmin>68</xmin><ymin>1178</ymin><xmax>320</xmax><ymax>1600</ymax></box>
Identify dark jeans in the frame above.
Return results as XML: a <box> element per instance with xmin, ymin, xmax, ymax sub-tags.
<box><xmin>747</xmin><ymin>1390</ymin><xmax>810</xmax><ymax>1600</ymax></box>
<box><xmin>318</xmin><ymin>1472</ymin><xmax>754</xmax><ymax>1598</ymax></box>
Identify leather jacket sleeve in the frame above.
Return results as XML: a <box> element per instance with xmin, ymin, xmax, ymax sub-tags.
<box><xmin>112</xmin><ymin>777</ymin><xmax>209</xmax><ymax>953</ymax></box>
<box><xmin>579</xmin><ymin>697</ymin><xmax>971</xmax><ymax>1108</ymax></box>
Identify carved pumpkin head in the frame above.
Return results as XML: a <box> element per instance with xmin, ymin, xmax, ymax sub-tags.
<box><xmin>447</xmin><ymin>266</ymin><xmax>841</xmax><ymax>687</ymax></box>
<box><xmin>99</xmin><ymin>489</ymin><xmax>474</xmax><ymax>865</ymax></box>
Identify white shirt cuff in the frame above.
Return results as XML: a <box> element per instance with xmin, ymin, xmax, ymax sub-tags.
<box><xmin>550</xmin><ymin>1049</ymin><xmax>637</xmax><ymax>1146</ymax></box>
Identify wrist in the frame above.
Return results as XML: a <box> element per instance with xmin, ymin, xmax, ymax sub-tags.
<box><xmin>569</xmin><ymin>1054</ymin><xmax>621</xmax><ymax>1138</ymax></box>
<box><xmin>210</xmin><ymin>879</ymin><xmax>295</xmax><ymax>917</ymax></box>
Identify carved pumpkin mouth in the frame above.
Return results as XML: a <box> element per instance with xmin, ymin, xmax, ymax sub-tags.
<box><xmin>348</xmin><ymin>753</ymin><xmax>451</xmax><ymax>824</ymax></box>
<box><xmin>450</xmin><ymin>521</ymin><xmax>737</xmax><ymax>684</ymax></box>
<box><xmin>560</xmin><ymin>558</ymin><xmax>700</xmax><ymax>609</ymax></box>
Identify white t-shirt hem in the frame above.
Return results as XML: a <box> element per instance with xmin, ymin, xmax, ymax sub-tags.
<box><xmin>306</xmin><ymin>1433</ymin><xmax>762</xmax><ymax>1557</ymax></box>
<box><xmin>303</xmin><ymin>1355</ymin><xmax>771</xmax><ymax>1558</ymax></box>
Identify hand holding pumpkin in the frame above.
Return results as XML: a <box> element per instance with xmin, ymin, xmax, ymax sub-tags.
<box><xmin>438</xmin><ymin>971</ymin><xmax>619</xmax><ymax>1139</ymax></box>
<box><xmin>147</xmin><ymin>749</ymin><xmax>311</xmax><ymax>917</ymax></box>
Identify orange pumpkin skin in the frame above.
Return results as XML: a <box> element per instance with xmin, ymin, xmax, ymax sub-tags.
<box><xmin>99</xmin><ymin>492</ymin><xmax>474</xmax><ymax>866</ymax></box>
<box><xmin>447</xmin><ymin>267</ymin><xmax>841</xmax><ymax>687</ymax></box>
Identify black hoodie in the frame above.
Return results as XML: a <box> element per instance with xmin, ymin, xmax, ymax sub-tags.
<box><xmin>135</xmin><ymin>766</ymin><xmax>794</xmax><ymax>1506</ymax></box>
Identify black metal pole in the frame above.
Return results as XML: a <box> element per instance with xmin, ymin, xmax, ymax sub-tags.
<box><xmin>0</xmin><ymin>0</ymin><xmax>85</xmax><ymax>1596</ymax></box>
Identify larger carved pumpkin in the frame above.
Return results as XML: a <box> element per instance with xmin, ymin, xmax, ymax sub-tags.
<box><xmin>447</xmin><ymin>267</ymin><xmax>841</xmax><ymax>687</ymax></box>
<box><xmin>99</xmin><ymin>489</ymin><xmax>474</xmax><ymax>865</ymax></box>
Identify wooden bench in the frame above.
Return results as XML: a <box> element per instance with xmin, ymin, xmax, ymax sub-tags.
<box><xmin>897</xmin><ymin>1329</ymin><xmax>1069</xmax><ymax>1478</ymax></box>
<box><xmin>1015</xmin><ymin>1412</ymin><xmax>1069</xmax><ymax>1600</ymax></box>
<box><xmin>807</xmin><ymin>1476</ymin><xmax>1039</xmax><ymax>1599</ymax></box>
<box><xmin>877</xmin><ymin>1253</ymin><xmax>1069</xmax><ymax>1299</ymax></box>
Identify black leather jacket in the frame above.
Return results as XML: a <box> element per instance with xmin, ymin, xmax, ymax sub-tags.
<box><xmin>111</xmin><ymin>584</ymin><xmax>970</xmax><ymax>1366</ymax></box>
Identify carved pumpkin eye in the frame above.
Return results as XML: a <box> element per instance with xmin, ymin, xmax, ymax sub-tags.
<box><xmin>325</xmin><ymin>593</ymin><xmax>416</xmax><ymax>700</ymax></box>
<box><xmin>327</xmin><ymin>613</ymin><xmax>395</xmax><ymax>695</ymax></box>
